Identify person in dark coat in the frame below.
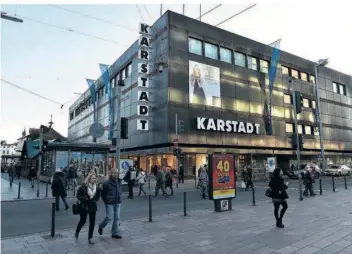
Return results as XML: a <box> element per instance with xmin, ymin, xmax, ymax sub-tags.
<box><xmin>303</xmin><ymin>169</ymin><xmax>316</xmax><ymax>197</ymax></box>
<box><xmin>178</xmin><ymin>164</ymin><xmax>184</xmax><ymax>184</ymax></box>
<box><xmin>52</xmin><ymin>169</ymin><xmax>69</xmax><ymax>211</ymax></box>
<box><xmin>245</xmin><ymin>166</ymin><xmax>254</xmax><ymax>191</ymax></box>
<box><xmin>165</xmin><ymin>168</ymin><xmax>174</xmax><ymax>196</ymax></box>
<box><xmin>29</xmin><ymin>166</ymin><xmax>37</xmax><ymax>188</ymax></box>
<box><xmin>8</xmin><ymin>163</ymin><xmax>15</xmax><ymax>185</ymax></box>
<box><xmin>269</xmin><ymin>168</ymin><xmax>289</xmax><ymax>228</ymax></box>
<box><xmin>75</xmin><ymin>173</ymin><xmax>101</xmax><ymax>244</ymax></box>
<box><xmin>67</xmin><ymin>163</ymin><xmax>76</xmax><ymax>191</ymax></box>
<box><xmin>123</xmin><ymin>167</ymin><xmax>136</xmax><ymax>199</ymax></box>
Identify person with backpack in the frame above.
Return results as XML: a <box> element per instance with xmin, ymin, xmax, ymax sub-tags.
<box><xmin>155</xmin><ymin>167</ymin><xmax>167</xmax><ymax>197</ymax></box>
<box><xmin>136</xmin><ymin>168</ymin><xmax>147</xmax><ymax>196</ymax></box>
<box><xmin>123</xmin><ymin>167</ymin><xmax>136</xmax><ymax>199</ymax></box>
<box><xmin>52</xmin><ymin>168</ymin><xmax>69</xmax><ymax>211</ymax></box>
<box><xmin>303</xmin><ymin>168</ymin><xmax>316</xmax><ymax>197</ymax></box>
<box><xmin>165</xmin><ymin>168</ymin><xmax>174</xmax><ymax>196</ymax></box>
<box><xmin>75</xmin><ymin>173</ymin><xmax>101</xmax><ymax>244</ymax></box>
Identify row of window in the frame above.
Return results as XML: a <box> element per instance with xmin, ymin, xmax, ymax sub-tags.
<box><xmin>70</xmin><ymin>63</ymin><xmax>132</xmax><ymax>120</ymax></box>
<box><xmin>285</xmin><ymin>123</ymin><xmax>319</xmax><ymax>136</ymax></box>
<box><xmin>333</xmin><ymin>82</ymin><xmax>347</xmax><ymax>96</ymax></box>
<box><xmin>283</xmin><ymin>94</ymin><xmax>316</xmax><ymax>109</ymax></box>
<box><xmin>189</xmin><ymin>37</ymin><xmax>316</xmax><ymax>83</ymax></box>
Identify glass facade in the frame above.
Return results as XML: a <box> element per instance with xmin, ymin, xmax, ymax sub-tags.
<box><xmin>204</xmin><ymin>42</ymin><xmax>218</xmax><ymax>60</ymax></box>
<box><xmin>234</xmin><ymin>52</ymin><xmax>246</xmax><ymax>67</ymax></box>
<box><xmin>220</xmin><ymin>47</ymin><xmax>232</xmax><ymax>63</ymax></box>
<box><xmin>189</xmin><ymin>37</ymin><xmax>202</xmax><ymax>56</ymax></box>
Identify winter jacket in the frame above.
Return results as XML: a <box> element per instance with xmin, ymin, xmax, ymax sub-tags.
<box><xmin>165</xmin><ymin>171</ymin><xmax>173</xmax><ymax>187</ymax></box>
<box><xmin>52</xmin><ymin>171</ymin><xmax>67</xmax><ymax>197</ymax></box>
<box><xmin>136</xmin><ymin>171</ymin><xmax>146</xmax><ymax>184</ymax></box>
<box><xmin>199</xmin><ymin>171</ymin><xmax>209</xmax><ymax>187</ymax></box>
<box><xmin>269</xmin><ymin>175</ymin><xmax>288</xmax><ymax>200</ymax></box>
<box><xmin>77</xmin><ymin>183</ymin><xmax>101</xmax><ymax>212</ymax></box>
<box><xmin>101</xmin><ymin>178</ymin><xmax>122</xmax><ymax>205</ymax></box>
<box><xmin>156</xmin><ymin>170</ymin><xmax>165</xmax><ymax>185</ymax></box>
<box><xmin>67</xmin><ymin>166</ymin><xmax>76</xmax><ymax>179</ymax></box>
<box><xmin>29</xmin><ymin>168</ymin><xmax>37</xmax><ymax>178</ymax></box>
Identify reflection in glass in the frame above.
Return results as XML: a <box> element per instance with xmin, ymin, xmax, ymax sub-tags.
<box><xmin>236</xmin><ymin>100</ymin><xmax>249</xmax><ymax>112</ymax></box>
<box><xmin>205</xmin><ymin>42</ymin><xmax>219</xmax><ymax>60</ymax></box>
<box><xmin>220</xmin><ymin>47</ymin><xmax>232</xmax><ymax>63</ymax></box>
<box><xmin>189</xmin><ymin>38</ymin><xmax>202</xmax><ymax>56</ymax></box>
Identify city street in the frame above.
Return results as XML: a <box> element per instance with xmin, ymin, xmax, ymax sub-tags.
<box><xmin>3</xmin><ymin>181</ymin><xmax>352</xmax><ymax>254</ymax></box>
<box><xmin>2</xmin><ymin>173</ymin><xmax>352</xmax><ymax>238</ymax></box>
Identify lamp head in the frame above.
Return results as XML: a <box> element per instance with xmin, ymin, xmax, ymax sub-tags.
<box><xmin>316</xmin><ymin>58</ymin><xmax>329</xmax><ymax>67</ymax></box>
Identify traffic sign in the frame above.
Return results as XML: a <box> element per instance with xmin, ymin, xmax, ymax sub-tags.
<box><xmin>89</xmin><ymin>123</ymin><xmax>105</xmax><ymax>138</ymax></box>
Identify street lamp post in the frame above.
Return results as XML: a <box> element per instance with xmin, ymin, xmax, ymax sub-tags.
<box><xmin>314</xmin><ymin>59</ymin><xmax>329</xmax><ymax>173</ymax></box>
<box><xmin>290</xmin><ymin>77</ymin><xmax>301</xmax><ymax>168</ymax></box>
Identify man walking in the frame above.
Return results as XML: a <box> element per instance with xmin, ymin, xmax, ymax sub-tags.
<box><xmin>98</xmin><ymin>168</ymin><xmax>122</xmax><ymax>239</ymax></box>
<box><xmin>52</xmin><ymin>168</ymin><xmax>69</xmax><ymax>211</ymax></box>
<box><xmin>179</xmin><ymin>164</ymin><xmax>184</xmax><ymax>184</ymax></box>
<box><xmin>123</xmin><ymin>167</ymin><xmax>136</xmax><ymax>199</ymax></box>
<box><xmin>155</xmin><ymin>167</ymin><xmax>167</xmax><ymax>197</ymax></box>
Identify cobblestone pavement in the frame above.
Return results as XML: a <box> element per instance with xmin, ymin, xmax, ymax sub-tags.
<box><xmin>3</xmin><ymin>186</ymin><xmax>352</xmax><ymax>254</ymax></box>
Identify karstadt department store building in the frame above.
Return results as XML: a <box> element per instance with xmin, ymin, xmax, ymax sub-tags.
<box><xmin>68</xmin><ymin>11</ymin><xmax>352</xmax><ymax>176</ymax></box>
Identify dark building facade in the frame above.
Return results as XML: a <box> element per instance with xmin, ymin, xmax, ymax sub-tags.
<box><xmin>68</xmin><ymin>11</ymin><xmax>352</xmax><ymax>175</ymax></box>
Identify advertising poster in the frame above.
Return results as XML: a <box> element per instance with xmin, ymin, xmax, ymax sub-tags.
<box><xmin>211</xmin><ymin>154</ymin><xmax>236</xmax><ymax>199</ymax></box>
<box><xmin>267</xmin><ymin>157</ymin><xmax>276</xmax><ymax>173</ymax></box>
<box><xmin>189</xmin><ymin>61</ymin><xmax>220</xmax><ymax>107</ymax></box>
<box><xmin>55</xmin><ymin>151</ymin><xmax>69</xmax><ymax>170</ymax></box>
<box><xmin>120</xmin><ymin>159</ymin><xmax>134</xmax><ymax>185</ymax></box>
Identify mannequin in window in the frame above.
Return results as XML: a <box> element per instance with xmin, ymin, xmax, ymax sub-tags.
<box><xmin>191</xmin><ymin>65</ymin><xmax>206</xmax><ymax>105</ymax></box>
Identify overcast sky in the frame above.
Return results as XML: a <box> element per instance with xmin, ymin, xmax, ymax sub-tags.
<box><xmin>1</xmin><ymin>3</ymin><xmax>351</xmax><ymax>143</ymax></box>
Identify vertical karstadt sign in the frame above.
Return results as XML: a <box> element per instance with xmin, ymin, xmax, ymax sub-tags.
<box><xmin>137</xmin><ymin>22</ymin><xmax>151</xmax><ymax>131</ymax></box>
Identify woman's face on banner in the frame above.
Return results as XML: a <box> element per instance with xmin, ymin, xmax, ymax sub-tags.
<box><xmin>193</xmin><ymin>66</ymin><xmax>201</xmax><ymax>77</ymax></box>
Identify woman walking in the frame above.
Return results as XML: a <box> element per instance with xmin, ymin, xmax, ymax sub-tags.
<box><xmin>269</xmin><ymin>167</ymin><xmax>289</xmax><ymax>228</ymax></box>
<box><xmin>136</xmin><ymin>168</ymin><xmax>147</xmax><ymax>196</ymax></box>
<box><xmin>75</xmin><ymin>173</ymin><xmax>101</xmax><ymax>244</ymax></box>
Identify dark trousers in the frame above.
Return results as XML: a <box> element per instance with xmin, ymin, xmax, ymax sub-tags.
<box><xmin>178</xmin><ymin>174</ymin><xmax>184</xmax><ymax>183</ymax></box>
<box><xmin>9</xmin><ymin>175</ymin><xmax>14</xmax><ymax>185</ymax></box>
<box><xmin>245</xmin><ymin>179</ymin><xmax>253</xmax><ymax>190</ymax></box>
<box><xmin>273</xmin><ymin>200</ymin><xmax>288</xmax><ymax>222</ymax></box>
<box><xmin>55</xmin><ymin>195</ymin><xmax>69</xmax><ymax>210</ymax></box>
<box><xmin>155</xmin><ymin>184</ymin><xmax>167</xmax><ymax>196</ymax></box>
<box><xmin>303</xmin><ymin>182</ymin><xmax>315</xmax><ymax>196</ymax></box>
<box><xmin>165</xmin><ymin>184</ymin><xmax>174</xmax><ymax>196</ymax></box>
<box><xmin>76</xmin><ymin>210</ymin><xmax>96</xmax><ymax>239</ymax></box>
<box><xmin>128</xmin><ymin>184</ymin><xmax>134</xmax><ymax>198</ymax></box>
<box><xmin>31</xmin><ymin>177</ymin><xmax>35</xmax><ymax>188</ymax></box>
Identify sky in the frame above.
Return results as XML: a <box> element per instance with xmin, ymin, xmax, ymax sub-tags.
<box><xmin>1</xmin><ymin>2</ymin><xmax>351</xmax><ymax>143</ymax></box>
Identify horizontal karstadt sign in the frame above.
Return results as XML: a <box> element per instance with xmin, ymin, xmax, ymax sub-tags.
<box><xmin>196</xmin><ymin>117</ymin><xmax>260</xmax><ymax>134</ymax></box>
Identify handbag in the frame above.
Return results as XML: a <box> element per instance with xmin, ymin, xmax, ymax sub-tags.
<box><xmin>241</xmin><ymin>181</ymin><xmax>246</xmax><ymax>189</ymax></box>
<box><xmin>265</xmin><ymin>188</ymin><xmax>273</xmax><ymax>198</ymax></box>
<box><xmin>72</xmin><ymin>201</ymin><xmax>83</xmax><ymax>215</ymax></box>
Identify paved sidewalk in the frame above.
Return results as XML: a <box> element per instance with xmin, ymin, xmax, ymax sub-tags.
<box><xmin>3</xmin><ymin>186</ymin><xmax>352</xmax><ymax>254</ymax></box>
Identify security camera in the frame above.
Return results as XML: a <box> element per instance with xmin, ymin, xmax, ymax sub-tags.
<box><xmin>157</xmin><ymin>63</ymin><xmax>163</xmax><ymax>73</ymax></box>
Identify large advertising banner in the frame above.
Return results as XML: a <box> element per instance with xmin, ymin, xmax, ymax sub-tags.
<box><xmin>55</xmin><ymin>151</ymin><xmax>68</xmax><ymax>170</ymax></box>
<box><xmin>211</xmin><ymin>154</ymin><xmax>236</xmax><ymax>200</ymax></box>
<box><xmin>189</xmin><ymin>61</ymin><xmax>220</xmax><ymax>107</ymax></box>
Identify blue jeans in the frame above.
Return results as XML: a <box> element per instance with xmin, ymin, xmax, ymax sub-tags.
<box><xmin>99</xmin><ymin>204</ymin><xmax>121</xmax><ymax>235</ymax></box>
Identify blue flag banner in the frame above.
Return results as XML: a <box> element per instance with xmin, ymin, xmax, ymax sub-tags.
<box><xmin>267</xmin><ymin>39</ymin><xmax>281</xmax><ymax>135</ymax></box>
<box><xmin>99</xmin><ymin>64</ymin><xmax>113</xmax><ymax>140</ymax></box>
<box><xmin>26</xmin><ymin>140</ymin><xmax>40</xmax><ymax>159</ymax></box>
<box><xmin>86</xmin><ymin>79</ymin><xmax>97</xmax><ymax>122</ymax></box>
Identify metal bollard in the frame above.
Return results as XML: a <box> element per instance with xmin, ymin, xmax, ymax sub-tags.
<box><xmin>298</xmin><ymin>177</ymin><xmax>303</xmax><ymax>201</ymax></box>
<box><xmin>148</xmin><ymin>195</ymin><xmax>152</xmax><ymax>222</ymax></box>
<box><xmin>184</xmin><ymin>192</ymin><xmax>187</xmax><ymax>216</ymax></box>
<box><xmin>51</xmin><ymin>203</ymin><xmax>56</xmax><ymax>237</ymax></box>
<box><xmin>344</xmin><ymin>175</ymin><xmax>348</xmax><ymax>190</ymax></box>
<box><xmin>45</xmin><ymin>182</ymin><xmax>49</xmax><ymax>197</ymax></box>
<box><xmin>252</xmin><ymin>187</ymin><xmax>256</xmax><ymax>206</ymax></box>
<box><xmin>319</xmin><ymin>179</ymin><xmax>322</xmax><ymax>195</ymax></box>
<box><xmin>148</xmin><ymin>178</ymin><xmax>151</xmax><ymax>191</ymax></box>
<box><xmin>10</xmin><ymin>176</ymin><xmax>12</xmax><ymax>187</ymax></box>
<box><xmin>17</xmin><ymin>181</ymin><xmax>21</xmax><ymax>199</ymax></box>
<box><xmin>73</xmin><ymin>182</ymin><xmax>76</xmax><ymax>196</ymax></box>
<box><xmin>332</xmin><ymin>176</ymin><xmax>336</xmax><ymax>192</ymax></box>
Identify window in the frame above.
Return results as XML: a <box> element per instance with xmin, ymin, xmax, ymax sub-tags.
<box><xmin>301</xmin><ymin>72</ymin><xmax>308</xmax><ymax>82</ymax></box>
<box><xmin>313</xmin><ymin>127</ymin><xmax>319</xmax><ymax>136</ymax></box>
<box><xmin>189</xmin><ymin>37</ymin><xmax>202</xmax><ymax>56</ymax></box>
<box><xmin>204</xmin><ymin>42</ymin><xmax>218</xmax><ymax>60</ymax></box>
<box><xmin>234</xmin><ymin>52</ymin><xmax>246</xmax><ymax>67</ymax></box>
<box><xmin>291</xmin><ymin>69</ymin><xmax>299</xmax><ymax>79</ymax></box>
<box><xmin>284</xmin><ymin>94</ymin><xmax>292</xmax><ymax>104</ymax></box>
<box><xmin>297</xmin><ymin>124</ymin><xmax>303</xmax><ymax>134</ymax></box>
<box><xmin>111</xmin><ymin>77</ymin><xmax>116</xmax><ymax>88</ymax></box>
<box><xmin>305</xmin><ymin>126</ymin><xmax>312</xmax><ymax>135</ymax></box>
<box><xmin>260</xmin><ymin>59</ymin><xmax>269</xmax><ymax>74</ymax></box>
<box><xmin>282</xmin><ymin>66</ymin><xmax>289</xmax><ymax>75</ymax></box>
<box><xmin>247</xmin><ymin>56</ymin><xmax>258</xmax><ymax>71</ymax></box>
<box><xmin>311</xmin><ymin>100</ymin><xmax>316</xmax><ymax>109</ymax></box>
<box><xmin>121</xmin><ymin>68</ymin><xmax>126</xmax><ymax>80</ymax></box>
<box><xmin>286</xmin><ymin>123</ymin><xmax>293</xmax><ymax>133</ymax></box>
<box><xmin>220</xmin><ymin>47</ymin><xmax>232</xmax><ymax>63</ymax></box>
<box><xmin>333</xmin><ymin>82</ymin><xmax>338</xmax><ymax>93</ymax></box>
<box><xmin>126</xmin><ymin>63</ymin><xmax>132</xmax><ymax>78</ymax></box>
<box><xmin>303</xmin><ymin>98</ymin><xmax>309</xmax><ymax>108</ymax></box>
<box><xmin>310</xmin><ymin>75</ymin><xmax>316</xmax><ymax>84</ymax></box>
<box><xmin>339</xmin><ymin>84</ymin><xmax>345</xmax><ymax>95</ymax></box>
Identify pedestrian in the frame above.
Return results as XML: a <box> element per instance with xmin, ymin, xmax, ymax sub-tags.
<box><xmin>269</xmin><ymin>167</ymin><xmax>289</xmax><ymax>228</ymax></box>
<box><xmin>75</xmin><ymin>173</ymin><xmax>101</xmax><ymax>244</ymax></box>
<box><xmin>67</xmin><ymin>163</ymin><xmax>76</xmax><ymax>191</ymax></box>
<box><xmin>8</xmin><ymin>163</ymin><xmax>15</xmax><ymax>185</ymax></box>
<box><xmin>29</xmin><ymin>166</ymin><xmax>37</xmax><ymax>188</ymax></box>
<box><xmin>16</xmin><ymin>164</ymin><xmax>21</xmax><ymax>179</ymax></box>
<box><xmin>123</xmin><ymin>166</ymin><xmax>136</xmax><ymax>199</ymax></box>
<box><xmin>303</xmin><ymin>169</ymin><xmax>316</xmax><ymax>197</ymax></box>
<box><xmin>136</xmin><ymin>168</ymin><xmax>147</xmax><ymax>196</ymax></box>
<box><xmin>52</xmin><ymin>168</ymin><xmax>69</xmax><ymax>211</ymax></box>
<box><xmin>152</xmin><ymin>165</ymin><xmax>158</xmax><ymax>177</ymax></box>
<box><xmin>165</xmin><ymin>168</ymin><xmax>174</xmax><ymax>196</ymax></box>
<box><xmin>245</xmin><ymin>166</ymin><xmax>254</xmax><ymax>191</ymax></box>
<box><xmin>98</xmin><ymin>168</ymin><xmax>122</xmax><ymax>239</ymax></box>
<box><xmin>155</xmin><ymin>167</ymin><xmax>167</xmax><ymax>197</ymax></box>
<box><xmin>199</xmin><ymin>167</ymin><xmax>209</xmax><ymax>199</ymax></box>
<box><xmin>179</xmin><ymin>164</ymin><xmax>184</xmax><ymax>184</ymax></box>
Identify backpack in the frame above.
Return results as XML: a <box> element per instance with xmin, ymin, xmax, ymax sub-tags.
<box><xmin>165</xmin><ymin>171</ymin><xmax>172</xmax><ymax>185</ymax></box>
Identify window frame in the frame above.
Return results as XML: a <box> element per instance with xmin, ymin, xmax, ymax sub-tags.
<box><xmin>284</xmin><ymin>94</ymin><xmax>292</xmax><ymax>104</ymax></box>
<box><xmin>303</xmin><ymin>98</ymin><xmax>309</xmax><ymax>108</ymax></box>
<box><xmin>188</xmin><ymin>37</ymin><xmax>203</xmax><ymax>56</ymax></box>
<box><xmin>291</xmin><ymin>69</ymin><xmax>299</xmax><ymax>80</ymax></box>
<box><xmin>234</xmin><ymin>51</ymin><xmax>246</xmax><ymax>68</ymax></box>
<box><xmin>309</xmin><ymin>75</ymin><xmax>316</xmax><ymax>84</ymax></box>
<box><xmin>304</xmin><ymin>125</ymin><xmax>312</xmax><ymax>135</ymax></box>
<box><xmin>259</xmin><ymin>59</ymin><xmax>269</xmax><ymax>74</ymax></box>
<box><xmin>285</xmin><ymin>123</ymin><xmax>294</xmax><ymax>133</ymax></box>
<box><xmin>311</xmin><ymin>100</ymin><xmax>316</xmax><ymax>109</ymax></box>
<box><xmin>220</xmin><ymin>47</ymin><xmax>232</xmax><ymax>64</ymax></box>
<box><xmin>247</xmin><ymin>55</ymin><xmax>258</xmax><ymax>71</ymax></box>
<box><xmin>300</xmin><ymin>72</ymin><xmax>308</xmax><ymax>82</ymax></box>
<box><xmin>282</xmin><ymin>66</ymin><xmax>289</xmax><ymax>76</ymax></box>
<box><xmin>333</xmin><ymin>82</ymin><xmax>338</xmax><ymax>93</ymax></box>
<box><xmin>204</xmin><ymin>42</ymin><xmax>219</xmax><ymax>60</ymax></box>
<box><xmin>297</xmin><ymin>124</ymin><xmax>303</xmax><ymax>134</ymax></box>
<box><xmin>339</xmin><ymin>84</ymin><xmax>345</xmax><ymax>95</ymax></box>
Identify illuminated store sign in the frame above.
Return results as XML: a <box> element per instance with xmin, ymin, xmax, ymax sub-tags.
<box><xmin>137</xmin><ymin>22</ymin><xmax>151</xmax><ymax>131</ymax></box>
<box><xmin>196</xmin><ymin>117</ymin><xmax>260</xmax><ymax>134</ymax></box>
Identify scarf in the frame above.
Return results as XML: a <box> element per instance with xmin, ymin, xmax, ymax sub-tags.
<box><xmin>87</xmin><ymin>183</ymin><xmax>96</xmax><ymax>199</ymax></box>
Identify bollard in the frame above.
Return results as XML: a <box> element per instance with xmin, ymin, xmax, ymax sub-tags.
<box><xmin>148</xmin><ymin>178</ymin><xmax>151</xmax><ymax>191</ymax></box>
<box><xmin>344</xmin><ymin>175</ymin><xmax>348</xmax><ymax>190</ymax></box>
<box><xmin>148</xmin><ymin>195</ymin><xmax>152</xmax><ymax>222</ymax></box>
<box><xmin>73</xmin><ymin>182</ymin><xmax>76</xmax><ymax>196</ymax></box>
<box><xmin>252</xmin><ymin>187</ymin><xmax>256</xmax><ymax>206</ymax></box>
<box><xmin>51</xmin><ymin>202</ymin><xmax>56</xmax><ymax>237</ymax></box>
<box><xmin>298</xmin><ymin>177</ymin><xmax>303</xmax><ymax>201</ymax></box>
<box><xmin>45</xmin><ymin>182</ymin><xmax>49</xmax><ymax>197</ymax></box>
<box><xmin>17</xmin><ymin>181</ymin><xmax>21</xmax><ymax>199</ymax></box>
<box><xmin>10</xmin><ymin>176</ymin><xmax>12</xmax><ymax>187</ymax></box>
<box><xmin>332</xmin><ymin>176</ymin><xmax>336</xmax><ymax>192</ymax></box>
<box><xmin>319</xmin><ymin>179</ymin><xmax>322</xmax><ymax>195</ymax></box>
<box><xmin>184</xmin><ymin>192</ymin><xmax>187</xmax><ymax>216</ymax></box>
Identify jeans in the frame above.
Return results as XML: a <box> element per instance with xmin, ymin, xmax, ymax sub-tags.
<box><xmin>201</xmin><ymin>185</ymin><xmax>208</xmax><ymax>199</ymax></box>
<box><xmin>99</xmin><ymin>204</ymin><xmax>121</xmax><ymax>236</ymax></box>
<box><xmin>76</xmin><ymin>210</ymin><xmax>96</xmax><ymax>239</ymax></box>
<box><xmin>55</xmin><ymin>195</ymin><xmax>68</xmax><ymax>210</ymax></box>
<box><xmin>128</xmin><ymin>184</ymin><xmax>134</xmax><ymax>198</ymax></box>
<box><xmin>155</xmin><ymin>183</ymin><xmax>166</xmax><ymax>196</ymax></box>
<box><xmin>139</xmin><ymin>183</ymin><xmax>146</xmax><ymax>196</ymax></box>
